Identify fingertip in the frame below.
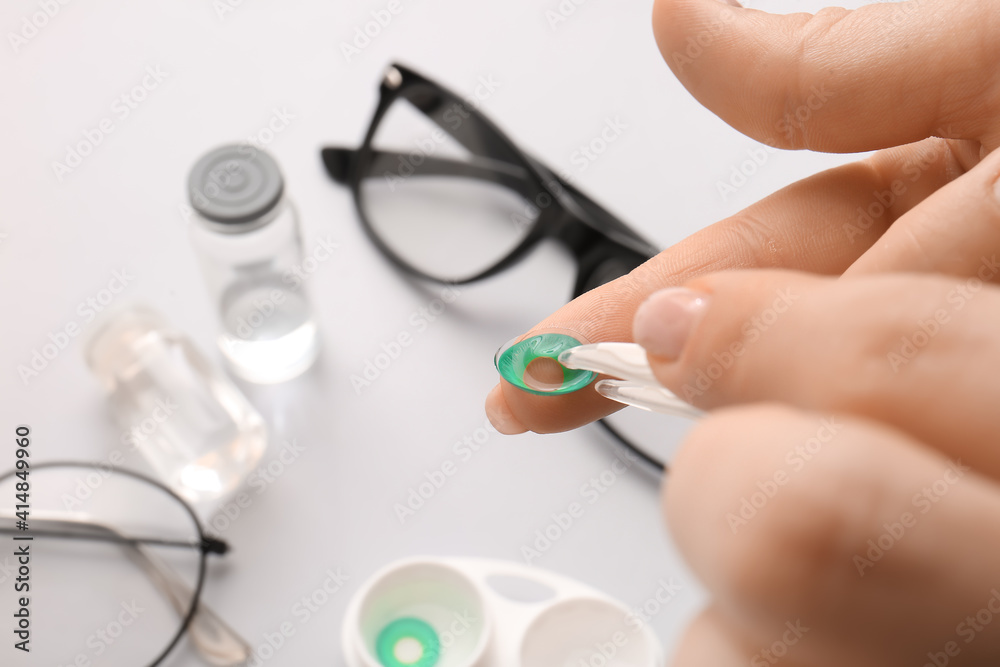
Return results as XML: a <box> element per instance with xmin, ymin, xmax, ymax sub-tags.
<box><xmin>486</xmin><ymin>384</ymin><xmax>528</xmax><ymax>435</ymax></box>
<box><xmin>652</xmin><ymin>0</ymin><xmax>745</xmax><ymax>71</ymax></box>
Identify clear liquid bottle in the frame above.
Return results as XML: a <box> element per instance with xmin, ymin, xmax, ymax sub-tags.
<box><xmin>187</xmin><ymin>145</ymin><xmax>320</xmax><ymax>384</ymax></box>
<box><xmin>85</xmin><ymin>306</ymin><xmax>268</xmax><ymax>505</ymax></box>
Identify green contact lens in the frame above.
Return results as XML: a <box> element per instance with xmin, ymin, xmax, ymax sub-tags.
<box><xmin>495</xmin><ymin>333</ymin><xmax>594</xmax><ymax>396</ymax></box>
<box><xmin>376</xmin><ymin>617</ymin><xmax>440</xmax><ymax>667</ymax></box>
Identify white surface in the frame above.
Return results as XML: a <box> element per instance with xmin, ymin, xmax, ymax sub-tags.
<box><xmin>0</xmin><ymin>0</ymin><xmax>870</xmax><ymax>664</ymax></box>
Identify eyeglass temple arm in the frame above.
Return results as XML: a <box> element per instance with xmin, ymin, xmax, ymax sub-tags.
<box><xmin>0</xmin><ymin>524</ymin><xmax>227</xmax><ymax>552</ymax></box>
<box><xmin>0</xmin><ymin>513</ymin><xmax>249</xmax><ymax>666</ymax></box>
<box><xmin>517</xmin><ymin>151</ymin><xmax>661</xmax><ymax>259</ymax></box>
<box><xmin>321</xmin><ymin>147</ymin><xmax>539</xmax><ymax>198</ymax></box>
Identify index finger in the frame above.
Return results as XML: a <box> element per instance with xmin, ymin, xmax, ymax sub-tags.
<box><xmin>484</xmin><ymin>153</ymin><xmax>901</xmax><ymax>434</ymax></box>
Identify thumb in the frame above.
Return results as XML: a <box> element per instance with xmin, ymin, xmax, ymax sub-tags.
<box><xmin>653</xmin><ymin>0</ymin><xmax>1000</xmax><ymax>152</ymax></box>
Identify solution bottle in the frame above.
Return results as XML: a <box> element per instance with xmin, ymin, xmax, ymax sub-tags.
<box><xmin>85</xmin><ymin>306</ymin><xmax>268</xmax><ymax>504</ymax></box>
<box><xmin>187</xmin><ymin>144</ymin><xmax>320</xmax><ymax>384</ymax></box>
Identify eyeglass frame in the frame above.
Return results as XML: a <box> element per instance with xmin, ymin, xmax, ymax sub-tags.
<box><xmin>321</xmin><ymin>63</ymin><xmax>660</xmax><ymax>294</ymax></box>
<box><xmin>0</xmin><ymin>460</ymin><xmax>230</xmax><ymax>667</ymax></box>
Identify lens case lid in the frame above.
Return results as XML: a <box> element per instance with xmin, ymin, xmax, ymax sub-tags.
<box><xmin>494</xmin><ymin>333</ymin><xmax>594</xmax><ymax>396</ymax></box>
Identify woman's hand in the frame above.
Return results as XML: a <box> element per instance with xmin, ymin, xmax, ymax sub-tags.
<box><xmin>640</xmin><ymin>269</ymin><xmax>1000</xmax><ymax>665</ymax></box>
<box><xmin>484</xmin><ymin>0</ymin><xmax>1000</xmax><ymax>435</ymax></box>
<box><xmin>484</xmin><ymin>1</ymin><xmax>1000</xmax><ymax>664</ymax></box>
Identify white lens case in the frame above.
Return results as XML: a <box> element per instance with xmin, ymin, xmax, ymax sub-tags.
<box><xmin>342</xmin><ymin>556</ymin><xmax>664</xmax><ymax>667</ymax></box>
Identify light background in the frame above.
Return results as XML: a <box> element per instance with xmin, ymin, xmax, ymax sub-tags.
<box><xmin>1</xmin><ymin>0</ymin><xmax>875</xmax><ymax>663</ymax></box>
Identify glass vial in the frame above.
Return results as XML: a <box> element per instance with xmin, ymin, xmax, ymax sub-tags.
<box><xmin>85</xmin><ymin>306</ymin><xmax>268</xmax><ymax>505</ymax></box>
<box><xmin>187</xmin><ymin>145</ymin><xmax>320</xmax><ymax>384</ymax></box>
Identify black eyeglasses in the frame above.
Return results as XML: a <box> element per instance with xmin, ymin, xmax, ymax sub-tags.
<box><xmin>0</xmin><ymin>461</ymin><xmax>248</xmax><ymax>666</ymax></box>
<box><xmin>321</xmin><ymin>63</ymin><xmax>667</xmax><ymax>472</ymax></box>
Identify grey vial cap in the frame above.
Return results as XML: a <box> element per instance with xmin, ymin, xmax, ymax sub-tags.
<box><xmin>188</xmin><ymin>145</ymin><xmax>284</xmax><ymax>230</ymax></box>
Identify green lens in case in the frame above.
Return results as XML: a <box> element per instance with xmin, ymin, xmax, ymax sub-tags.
<box><xmin>375</xmin><ymin>617</ymin><xmax>440</xmax><ymax>666</ymax></box>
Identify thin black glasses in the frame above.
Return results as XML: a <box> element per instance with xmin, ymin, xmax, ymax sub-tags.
<box><xmin>0</xmin><ymin>461</ymin><xmax>247</xmax><ymax>666</ymax></box>
<box><xmin>321</xmin><ymin>63</ymin><xmax>667</xmax><ymax>472</ymax></box>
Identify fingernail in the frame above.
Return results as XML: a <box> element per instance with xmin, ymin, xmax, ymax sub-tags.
<box><xmin>633</xmin><ymin>288</ymin><xmax>710</xmax><ymax>361</ymax></box>
<box><xmin>716</xmin><ymin>0</ymin><xmax>742</xmax><ymax>6</ymax></box>
<box><xmin>486</xmin><ymin>385</ymin><xmax>528</xmax><ymax>435</ymax></box>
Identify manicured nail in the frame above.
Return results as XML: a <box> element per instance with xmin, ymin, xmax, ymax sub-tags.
<box><xmin>486</xmin><ymin>385</ymin><xmax>528</xmax><ymax>435</ymax></box>
<box><xmin>633</xmin><ymin>288</ymin><xmax>710</xmax><ymax>361</ymax></box>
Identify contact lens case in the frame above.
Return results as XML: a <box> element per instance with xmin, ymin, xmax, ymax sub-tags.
<box><xmin>341</xmin><ymin>556</ymin><xmax>664</xmax><ymax>667</ymax></box>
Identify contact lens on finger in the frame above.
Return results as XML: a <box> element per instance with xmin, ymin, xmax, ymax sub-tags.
<box><xmin>376</xmin><ymin>618</ymin><xmax>440</xmax><ymax>667</ymax></box>
<box><xmin>494</xmin><ymin>333</ymin><xmax>595</xmax><ymax>396</ymax></box>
